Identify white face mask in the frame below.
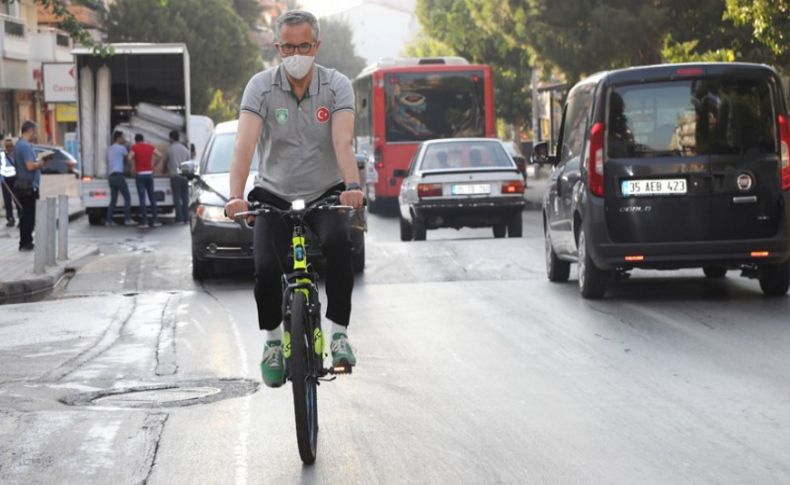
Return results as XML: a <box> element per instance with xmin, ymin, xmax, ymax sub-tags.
<box><xmin>282</xmin><ymin>55</ymin><xmax>315</xmax><ymax>80</ymax></box>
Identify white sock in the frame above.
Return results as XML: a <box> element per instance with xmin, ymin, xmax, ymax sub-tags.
<box><xmin>331</xmin><ymin>321</ymin><xmax>348</xmax><ymax>337</ymax></box>
<box><xmin>266</xmin><ymin>325</ymin><xmax>283</xmax><ymax>342</ymax></box>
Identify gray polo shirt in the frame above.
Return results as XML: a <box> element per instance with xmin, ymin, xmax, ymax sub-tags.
<box><xmin>239</xmin><ymin>64</ymin><xmax>355</xmax><ymax>202</ymax></box>
<box><xmin>167</xmin><ymin>141</ymin><xmax>191</xmax><ymax>175</ymax></box>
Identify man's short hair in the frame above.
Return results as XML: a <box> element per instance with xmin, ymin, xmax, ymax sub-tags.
<box><xmin>276</xmin><ymin>10</ymin><xmax>320</xmax><ymax>40</ymax></box>
<box><xmin>20</xmin><ymin>120</ymin><xmax>37</xmax><ymax>135</ymax></box>
<box><xmin>134</xmin><ymin>134</ymin><xmax>144</xmax><ymax>143</ymax></box>
<box><xmin>169</xmin><ymin>130</ymin><xmax>179</xmax><ymax>142</ymax></box>
<box><xmin>113</xmin><ymin>130</ymin><xmax>124</xmax><ymax>141</ymax></box>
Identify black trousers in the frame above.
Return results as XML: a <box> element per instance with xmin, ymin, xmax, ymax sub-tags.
<box><xmin>2</xmin><ymin>175</ymin><xmax>18</xmax><ymax>221</ymax></box>
<box><xmin>16</xmin><ymin>188</ymin><xmax>38</xmax><ymax>248</ymax></box>
<box><xmin>250</xmin><ymin>186</ymin><xmax>353</xmax><ymax>331</ymax></box>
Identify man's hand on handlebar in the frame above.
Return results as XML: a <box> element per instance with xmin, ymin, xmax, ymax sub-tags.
<box><xmin>224</xmin><ymin>198</ymin><xmax>250</xmax><ymax>221</ymax></box>
<box><xmin>340</xmin><ymin>189</ymin><xmax>364</xmax><ymax>210</ymax></box>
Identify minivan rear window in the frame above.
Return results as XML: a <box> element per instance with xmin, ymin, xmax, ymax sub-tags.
<box><xmin>608</xmin><ymin>79</ymin><xmax>776</xmax><ymax>158</ymax></box>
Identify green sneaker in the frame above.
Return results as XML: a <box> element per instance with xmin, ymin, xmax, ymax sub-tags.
<box><xmin>331</xmin><ymin>333</ymin><xmax>356</xmax><ymax>367</ymax></box>
<box><xmin>260</xmin><ymin>340</ymin><xmax>285</xmax><ymax>388</ymax></box>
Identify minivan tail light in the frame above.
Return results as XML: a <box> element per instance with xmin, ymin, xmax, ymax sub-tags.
<box><xmin>676</xmin><ymin>67</ymin><xmax>703</xmax><ymax>76</ymax></box>
<box><xmin>418</xmin><ymin>183</ymin><xmax>442</xmax><ymax>198</ymax></box>
<box><xmin>778</xmin><ymin>114</ymin><xmax>790</xmax><ymax>190</ymax></box>
<box><xmin>588</xmin><ymin>122</ymin><xmax>605</xmax><ymax>197</ymax></box>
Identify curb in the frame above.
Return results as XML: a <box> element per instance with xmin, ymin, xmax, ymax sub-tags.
<box><xmin>0</xmin><ymin>243</ymin><xmax>99</xmax><ymax>305</ymax></box>
<box><xmin>68</xmin><ymin>208</ymin><xmax>85</xmax><ymax>222</ymax></box>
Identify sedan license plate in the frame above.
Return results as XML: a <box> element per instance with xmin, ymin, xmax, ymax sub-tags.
<box><xmin>621</xmin><ymin>178</ymin><xmax>687</xmax><ymax>197</ymax></box>
<box><xmin>452</xmin><ymin>183</ymin><xmax>490</xmax><ymax>195</ymax></box>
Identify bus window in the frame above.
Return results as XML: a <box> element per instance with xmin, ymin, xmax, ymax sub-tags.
<box><xmin>385</xmin><ymin>71</ymin><xmax>486</xmax><ymax>142</ymax></box>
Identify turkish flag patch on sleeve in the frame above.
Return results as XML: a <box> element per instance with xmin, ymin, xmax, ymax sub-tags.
<box><xmin>315</xmin><ymin>106</ymin><xmax>330</xmax><ymax>123</ymax></box>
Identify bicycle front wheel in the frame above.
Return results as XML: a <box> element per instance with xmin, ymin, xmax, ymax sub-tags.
<box><xmin>289</xmin><ymin>291</ymin><xmax>319</xmax><ymax>464</ymax></box>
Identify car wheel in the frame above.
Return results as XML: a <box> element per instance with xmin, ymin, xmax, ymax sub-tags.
<box><xmin>759</xmin><ymin>261</ymin><xmax>790</xmax><ymax>296</ymax></box>
<box><xmin>577</xmin><ymin>227</ymin><xmax>608</xmax><ymax>299</ymax></box>
<box><xmin>412</xmin><ymin>216</ymin><xmax>427</xmax><ymax>241</ymax></box>
<box><xmin>399</xmin><ymin>216</ymin><xmax>413</xmax><ymax>241</ymax></box>
<box><xmin>507</xmin><ymin>210</ymin><xmax>523</xmax><ymax>238</ymax></box>
<box><xmin>493</xmin><ymin>223</ymin><xmax>506</xmax><ymax>238</ymax></box>
<box><xmin>545</xmin><ymin>229</ymin><xmax>570</xmax><ymax>282</ymax></box>
<box><xmin>192</xmin><ymin>255</ymin><xmax>213</xmax><ymax>280</ymax></box>
<box><xmin>352</xmin><ymin>232</ymin><xmax>365</xmax><ymax>274</ymax></box>
<box><xmin>703</xmin><ymin>266</ymin><xmax>727</xmax><ymax>279</ymax></box>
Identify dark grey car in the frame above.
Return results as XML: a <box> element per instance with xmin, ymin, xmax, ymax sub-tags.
<box><xmin>537</xmin><ymin>62</ymin><xmax>790</xmax><ymax>298</ymax></box>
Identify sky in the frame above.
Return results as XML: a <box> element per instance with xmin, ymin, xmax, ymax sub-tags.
<box><xmin>297</xmin><ymin>0</ymin><xmax>365</xmax><ymax>18</ymax></box>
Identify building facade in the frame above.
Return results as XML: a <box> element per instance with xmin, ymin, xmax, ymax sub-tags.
<box><xmin>1</xmin><ymin>0</ymin><xmax>76</xmax><ymax>144</ymax></box>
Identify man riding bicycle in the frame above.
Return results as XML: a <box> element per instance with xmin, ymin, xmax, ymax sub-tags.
<box><xmin>225</xmin><ymin>10</ymin><xmax>363</xmax><ymax>388</ymax></box>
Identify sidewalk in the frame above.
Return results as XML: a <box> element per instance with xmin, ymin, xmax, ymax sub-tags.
<box><xmin>0</xmin><ymin>194</ymin><xmax>97</xmax><ymax>304</ymax></box>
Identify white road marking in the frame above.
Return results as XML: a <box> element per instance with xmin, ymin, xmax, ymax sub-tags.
<box><xmin>227</xmin><ymin>305</ymin><xmax>251</xmax><ymax>485</ymax></box>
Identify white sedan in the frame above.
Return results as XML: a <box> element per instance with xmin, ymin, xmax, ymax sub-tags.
<box><xmin>396</xmin><ymin>138</ymin><xmax>526</xmax><ymax>241</ymax></box>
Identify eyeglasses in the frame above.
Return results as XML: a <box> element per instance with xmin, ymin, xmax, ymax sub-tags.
<box><xmin>276</xmin><ymin>42</ymin><xmax>316</xmax><ymax>55</ymax></box>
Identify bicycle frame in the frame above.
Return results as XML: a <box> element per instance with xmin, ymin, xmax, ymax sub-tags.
<box><xmin>281</xmin><ymin>219</ymin><xmax>324</xmax><ymax>373</ymax></box>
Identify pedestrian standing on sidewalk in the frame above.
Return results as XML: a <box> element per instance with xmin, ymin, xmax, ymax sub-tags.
<box><xmin>13</xmin><ymin>121</ymin><xmax>47</xmax><ymax>251</ymax></box>
<box><xmin>1</xmin><ymin>135</ymin><xmax>19</xmax><ymax>227</ymax></box>
<box><xmin>105</xmin><ymin>131</ymin><xmax>133</xmax><ymax>226</ymax></box>
<box><xmin>167</xmin><ymin>130</ymin><xmax>191</xmax><ymax>224</ymax></box>
<box><xmin>129</xmin><ymin>133</ymin><xmax>163</xmax><ymax>227</ymax></box>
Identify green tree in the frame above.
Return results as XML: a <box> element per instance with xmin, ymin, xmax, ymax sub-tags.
<box><xmin>410</xmin><ymin>0</ymin><xmax>533</xmax><ymax>128</ymax></box>
<box><xmin>315</xmin><ymin>17</ymin><xmax>366</xmax><ymax>79</ymax></box>
<box><xmin>206</xmin><ymin>89</ymin><xmax>238</xmax><ymax>124</ymax></box>
<box><xmin>107</xmin><ymin>0</ymin><xmax>262</xmax><ymax>113</ymax></box>
<box><xmin>726</xmin><ymin>0</ymin><xmax>790</xmax><ymax>67</ymax></box>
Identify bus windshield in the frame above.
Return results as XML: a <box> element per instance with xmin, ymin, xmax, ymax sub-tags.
<box><xmin>385</xmin><ymin>71</ymin><xmax>486</xmax><ymax>142</ymax></box>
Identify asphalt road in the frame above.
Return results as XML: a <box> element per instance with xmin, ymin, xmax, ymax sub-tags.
<box><xmin>1</xmin><ymin>206</ymin><xmax>788</xmax><ymax>484</ymax></box>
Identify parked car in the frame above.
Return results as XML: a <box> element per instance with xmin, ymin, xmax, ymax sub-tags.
<box><xmin>397</xmin><ymin>138</ymin><xmax>525</xmax><ymax>241</ymax></box>
<box><xmin>185</xmin><ymin>120</ymin><xmax>367</xmax><ymax>279</ymax></box>
<box><xmin>501</xmin><ymin>140</ymin><xmax>528</xmax><ymax>181</ymax></box>
<box><xmin>32</xmin><ymin>145</ymin><xmax>78</xmax><ymax>176</ymax></box>
<box><xmin>538</xmin><ymin>62</ymin><xmax>790</xmax><ymax>298</ymax></box>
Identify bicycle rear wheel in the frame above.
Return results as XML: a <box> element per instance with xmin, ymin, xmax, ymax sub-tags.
<box><xmin>289</xmin><ymin>291</ymin><xmax>319</xmax><ymax>464</ymax></box>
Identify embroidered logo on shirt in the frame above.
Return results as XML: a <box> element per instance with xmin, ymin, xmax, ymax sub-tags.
<box><xmin>315</xmin><ymin>106</ymin><xmax>330</xmax><ymax>124</ymax></box>
<box><xmin>275</xmin><ymin>108</ymin><xmax>289</xmax><ymax>124</ymax></box>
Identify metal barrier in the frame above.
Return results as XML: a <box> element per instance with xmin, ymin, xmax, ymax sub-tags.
<box><xmin>33</xmin><ymin>196</ymin><xmax>70</xmax><ymax>274</ymax></box>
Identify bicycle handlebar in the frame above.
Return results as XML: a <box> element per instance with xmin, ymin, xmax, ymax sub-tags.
<box><xmin>232</xmin><ymin>195</ymin><xmax>354</xmax><ymax>223</ymax></box>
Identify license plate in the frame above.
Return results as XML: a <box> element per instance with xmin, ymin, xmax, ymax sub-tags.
<box><xmin>452</xmin><ymin>183</ymin><xmax>490</xmax><ymax>195</ymax></box>
<box><xmin>621</xmin><ymin>178</ymin><xmax>687</xmax><ymax>197</ymax></box>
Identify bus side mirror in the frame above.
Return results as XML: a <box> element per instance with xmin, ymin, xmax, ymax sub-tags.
<box><xmin>393</xmin><ymin>169</ymin><xmax>408</xmax><ymax>178</ymax></box>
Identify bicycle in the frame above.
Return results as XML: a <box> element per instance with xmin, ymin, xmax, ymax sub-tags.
<box><xmin>236</xmin><ymin>195</ymin><xmax>354</xmax><ymax>465</ymax></box>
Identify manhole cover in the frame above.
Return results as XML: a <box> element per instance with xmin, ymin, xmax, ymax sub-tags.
<box><xmin>61</xmin><ymin>378</ymin><xmax>259</xmax><ymax>409</ymax></box>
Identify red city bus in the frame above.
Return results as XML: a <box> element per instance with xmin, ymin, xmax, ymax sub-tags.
<box><xmin>353</xmin><ymin>57</ymin><xmax>496</xmax><ymax>211</ymax></box>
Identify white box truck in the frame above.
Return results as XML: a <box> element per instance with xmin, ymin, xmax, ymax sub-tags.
<box><xmin>73</xmin><ymin>43</ymin><xmax>191</xmax><ymax>225</ymax></box>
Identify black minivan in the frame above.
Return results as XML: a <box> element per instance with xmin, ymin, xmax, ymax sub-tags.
<box><xmin>536</xmin><ymin>63</ymin><xmax>790</xmax><ymax>298</ymax></box>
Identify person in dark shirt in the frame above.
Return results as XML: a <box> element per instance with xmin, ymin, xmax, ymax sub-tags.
<box><xmin>13</xmin><ymin>121</ymin><xmax>47</xmax><ymax>251</ymax></box>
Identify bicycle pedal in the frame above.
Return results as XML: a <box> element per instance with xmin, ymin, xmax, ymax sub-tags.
<box><xmin>329</xmin><ymin>364</ymin><xmax>353</xmax><ymax>375</ymax></box>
